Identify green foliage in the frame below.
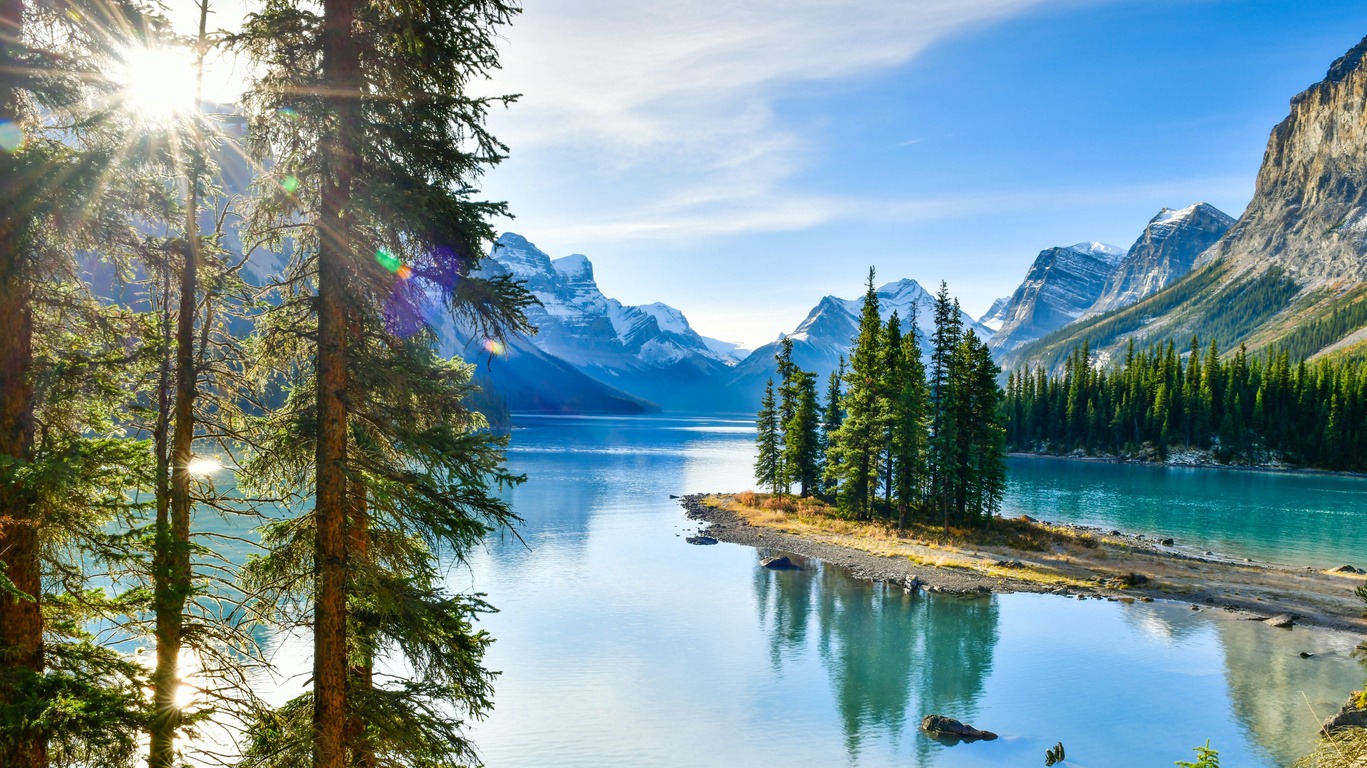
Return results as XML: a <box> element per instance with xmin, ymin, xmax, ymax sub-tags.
<box><xmin>1005</xmin><ymin>334</ymin><xmax>1367</xmax><ymax>470</ymax></box>
<box><xmin>1175</xmin><ymin>740</ymin><xmax>1219</xmax><ymax>768</ymax></box>
<box><xmin>755</xmin><ymin>379</ymin><xmax>781</xmax><ymax>494</ymax></box>
<box><xmin>802</xmin><ymin>273</ymin><xmax>1006</xmax><ymax>528</ymax></box>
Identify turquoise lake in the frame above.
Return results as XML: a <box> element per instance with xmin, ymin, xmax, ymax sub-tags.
<box><xmin>442</xmin><ymin>414</ymin><xmax>1367</xmax><ymax>768</ymax></box>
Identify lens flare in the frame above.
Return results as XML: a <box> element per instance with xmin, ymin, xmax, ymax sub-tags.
<box><xmin>280</xmin><ymin>175</ymin><xmax>299</xmax><ymax>193</ymax></box>
<box><xmin>396</xmin><ymin>265</ymin><xmax>413</xmax><ymax>280</ymax></box>
<box><xmin>376</xmin><ymin>249</ymin><xmax>401</xmax><ymax>273</ymax></box>
<box><xmin>278</xmin><ymin>106</ymin><xmax>300</xmax><ymax>121</ymax></box>
<box><xmin>482</xmin><ymin>338</ymin><xmax>506</xmax><ymax>356</ymax></box>
<box><xmin>0</xmin><ymin>121</ymin><xmax>21</xmax><ymax>152</ymax></box>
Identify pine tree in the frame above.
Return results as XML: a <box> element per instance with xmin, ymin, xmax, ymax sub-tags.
<box><xmin>891</xmin><ymin>310</ymin><xmax>929</xmax><ymax>529</ymax></box>
<box><xmin>927</xmin><ymin>282</ymin><xmax>962</xmax><ymax>532</ymax></box>
<box><xmin>784</xmin><ymin>371</ymin><xmax>822</xmax><ymax>497</ymax></box>
<box><xmin>817</xmin><ymin>357</ymin><xmax>844</xmax><ymax>499</ymax></box>
<box><xmin>826</xmin><ymin>269</ymin><xmax>883</xmax><ymax>519</ymax></box>
<box><xmin>232</xmin><ymin>0</ymin><xmax>529</xmax><ymax>766</ymax></box>
<box><xmin>755</xmin><ymin>379</ymin><xmax>781</xmax><ymax>494</ymax></box>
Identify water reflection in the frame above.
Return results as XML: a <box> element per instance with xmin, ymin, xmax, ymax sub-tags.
<box><xmin>1214</xmin><ymin>614</ymin><xmax>1365</xmax><ymax>765</ymax></box>
<box><xmin>754</xmin><ymin>555</ymin><xmax>1000</xmax><ymax>765</ymax></box>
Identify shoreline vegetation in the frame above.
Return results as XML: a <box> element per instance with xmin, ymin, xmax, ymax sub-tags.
<box><xmin>682</xmin><ymin>492</ymin><xmax>1367</xmax><ymax>635</ymax></box>
<box><xmin>1007</xmin><ymin>450</ymin><xmax>1367</xmax><ymax>479</ymax></box>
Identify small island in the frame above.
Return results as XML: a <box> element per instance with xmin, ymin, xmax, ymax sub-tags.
<box><xmin>683</xmin><ymin>492</ymin><xmax>1367</xmax><ymax>634</ymax></box>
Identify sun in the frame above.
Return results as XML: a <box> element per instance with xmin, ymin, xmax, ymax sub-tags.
<box><xmin>114</xmin><ymin>46</ymin><xmax>199</xmax><ymax>123</ymax></box>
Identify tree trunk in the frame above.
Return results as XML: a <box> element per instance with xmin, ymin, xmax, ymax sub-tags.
<box><xmin>316</xmin><ymin>0</ymin><xmax>360</xmax><ymax>762</ymax></box>
<box><xmin>150</xmin><ymin>8</ymin><xmax>210</xmax><ymax>765</ymax></box>
<box><xmin>0</xmin><ymin>0</ymin><xmax>45</xmax><ymax>764</ymax></box>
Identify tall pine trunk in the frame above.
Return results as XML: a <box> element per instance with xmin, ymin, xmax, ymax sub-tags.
<box><xmin>346</xmin><ymin>480</ymin><xmax>374</xmax><ymax>768</ymax></box>
<box><xmin>316</xmin><ymin>0</ymin><xmax>361</xmax><ymax>763</ymax></box>
<box><xmin>0</xmin><ymin>0</ymin><xmax>45</xmax><ymax>764</ymax></box>
<box><xmin>150</xmin><ymin>7</ymin><xmax>210</xmax><ymax>765</ymax></box>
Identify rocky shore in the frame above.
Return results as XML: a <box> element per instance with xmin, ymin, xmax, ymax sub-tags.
<box><xmin>681</xmin><ymin>493</ymin><xmax>1367</xmax><ymax>634</ymax></box>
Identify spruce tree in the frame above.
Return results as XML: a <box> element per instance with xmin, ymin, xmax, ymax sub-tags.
<box><xmin>818</xmin><ymin>357</ymin><xmax>844</xmax><ymax>499</ymax></box>
<box><xmin>826</xmin><ymin>269</ymin><xmax>883</xmax><ymax>519</ymax></box>
<box><xmin>232</xmin><ymin>0</ymin><xmax>529</xmax><ymax>766</ymax></box>
<box><xmin>891</xmin><ymin>309</ymin><xmax>929</xmax><ymax>529</ymax></box>
<box><xmin>755</xmin><ymin>379</ymin><xmax>781</xmax><ymax>494</ymax></box>
<box><xmin>783</xmin><ymin>371</ymin><xmax>821</xmax><ymax>497</ymax></box>
<box><xmin>927</xmin><ymin>282</ymin><xmax>962</xmax><ymax>532</ymax></box>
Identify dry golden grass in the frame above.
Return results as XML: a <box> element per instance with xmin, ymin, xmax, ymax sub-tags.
<box><xmin>1293</xmin><ymin>727</ymin><xmax>1367</xmax><ymax>767</ymax></box>
<box><xmin>715</xmin><ymin>493</ymin><xmax>1092</xmax><ymax>552</ymax></box>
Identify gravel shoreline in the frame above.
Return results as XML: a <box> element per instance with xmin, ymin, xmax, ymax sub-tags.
<box><xmin>680</xmin><ymin>493</ymin><xmax>1367</xmax><ymax>635</ymax></box>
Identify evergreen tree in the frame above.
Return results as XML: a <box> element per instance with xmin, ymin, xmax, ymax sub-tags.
<box><xmin>232</xmin><ymin>0</ymin><xmax>530</xmax><ymax>766</ymax></box>
<box><xmin>891</xmin><ymin>310</ymin><xmax>929</xmax><ymax>528</ymax></box>
<box><xmin>927</xmin><ymin>283</ymin><xmax>962</xmax><ymax>532</ymax></box>
<box><xmin>755</xmin><ymin>379</ymin><xmax>781</xmax><ymax>494</ymax></box>
<box><xmin>783</xmin><ymin>371</ymin><xmax>821</xmax><ymax>497</ymax></box>
<box><xmin>826</xmin><ymin>269</ymin><xmax>883</xmax><ymax>519</ymax></box>
<box><xmin>817</xmin><ymin>357</ymin><xmax>844</xmax><ymax>498</ymax></box>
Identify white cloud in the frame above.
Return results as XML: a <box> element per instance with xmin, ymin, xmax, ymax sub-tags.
<box><xmin>482</xmin><ymin>0</ymin><xmax>1059</xmax><ymax>244</ymax></box>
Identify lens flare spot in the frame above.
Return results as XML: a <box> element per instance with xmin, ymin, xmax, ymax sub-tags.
<box><xmin>396</xmin><ymin>265</ymin><xmax>413</xmax><ymax>280</ymax></box>
<box><xmin>482</xmin><ymin>338</ymin><xmax>506</xmax><ymax>356</ymax></box>
<box><xmin>278</xmin><ymin>106</ymin><xmax>300</xmax><ymax>121</ymax></box>
<box><xmin>280</xmin><ymin>175</ymin><xmax>299</xmax><ymax>193</ymax></box>
<box><xmin>376</xmin><ymin>249</ymin><xmax>402</xmax><ymax>273</ymax></box>
<box><xmin>0</xmin><ymin>121</ymin><xmax>23</xmax><ymax>152</ymax></box>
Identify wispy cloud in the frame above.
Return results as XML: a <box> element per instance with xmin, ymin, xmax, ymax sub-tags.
<box><xmin>483</xmin><ymin>0</ymin><xmax>1062</xmax><ymax>244</ymax></box>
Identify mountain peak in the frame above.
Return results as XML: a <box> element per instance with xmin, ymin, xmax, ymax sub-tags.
<box><xmin>1325</xmin><ymin>34</ymin><xmax>1367</xmax><ymax>84</ymax></box>
<box><xmin>1069</xmin><ymin>241</ymin><xmax>1125</xmax><ymax>262</ymax></box>
<box><xmin>552</xmin><ymin>253</ymin><xmax>594</xmax><ymax>280</ymax></box>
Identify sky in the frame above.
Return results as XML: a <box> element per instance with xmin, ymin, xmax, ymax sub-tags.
<box><xmin>177</xmin><ymin>0</ymin><xmax>1367</xmax><ymax>350</ymax></box>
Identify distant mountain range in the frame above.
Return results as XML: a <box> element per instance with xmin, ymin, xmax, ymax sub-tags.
<box><xmin>453</xmin><ymin>33</ymin><xmax>1367</xmax><ymax>414</ymax></box>
<box><xmin>1001</xmin><ymin>33</ymin><xmax>1367</xmax><ymax>372</ymax></box>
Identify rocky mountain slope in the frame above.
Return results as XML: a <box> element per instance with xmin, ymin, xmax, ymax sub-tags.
<box><xmin>985</xmin><ymin>242</ymin><xmax>1125</xmax><ymax>353</ymax></box>
<box><xmin>1002</xmin><ymin>34</ymin><xmax>1367</xmax><ymax>372</ymax></box>
<box><xmin>475</xmin><ymin>233</ymin><xmax>736</xmax><ymax>409</ymax></box>
<box><xmin>1082</xmin><ymin>203</ymin><xmax>1235</xmax><ymax>318</ymax></box>
<box><xmin>718</xmin><ymin>279</ymin><xmax>989</xmax><ymax>412</ymax></box>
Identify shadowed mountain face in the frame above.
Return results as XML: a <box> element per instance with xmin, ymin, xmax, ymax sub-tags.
<box><xmin>986</xmin><ymin>242</ymin><xmax>1125</xmax><ymax>353</ymax></box>
<box><xmin>1002</xmin><ymin>34</ymin><xmax>1367</xmax><ymax>372</ymax></box>
<box><xmin>716</xmin><ymin>279</ymin><xmax>990</xmax><ymax>413</ymax></box>
<box><xmin>1083</xmin><ymin>203</ymin><xmax>1235</xmax><ymax>319</ymax></box>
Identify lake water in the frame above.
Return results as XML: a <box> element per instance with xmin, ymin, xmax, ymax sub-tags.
<box><xmin>453</xmin><ymin>414</ymin><xmax>1367</xmax><ymax>768</ymax></box>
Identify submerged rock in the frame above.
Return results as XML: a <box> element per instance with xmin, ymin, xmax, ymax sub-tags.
<box><xmin>761</xmin><ymin>555</ymin><xmax>800</xmax><ymax>570</ymax></box>
<box><xmin>1160</xmin><ymin>538</ymin><xmax>1175</xmax><ymax>546</ymax></box>
<box><xmin>686</xmin><ymin>536</ymin><xmax>718</xmax><ymax>545</ymax></box>
<box><xmin>920</xmin><ymin>715</ymin><xmax>997</xmax><ymax>742</ymax></box>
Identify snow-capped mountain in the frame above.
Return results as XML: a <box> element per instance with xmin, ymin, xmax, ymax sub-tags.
<box><xmin>978</xmin><ymin>296</ymin><xmax>1011</xmax><ymax>332</ymax></box>
<box><xmin>1003</xmin><ymin>34</ymin><xmax>1367</xmax><ymax>373</ymax></box>
<box><xmin>479</xmin><ymin>233</ymin><xmax>734</xmax><ymax>408</ymax></box>
<box><xmin>1082</xmin><ymin>203</ymin><xmax>1235</xmax><ymax>318</ymax></box>
<box><xmin>986</xmin><ymin>241</ymin><xmax>1126</xmax><ymax>352</ymax></box>
<box><xmin>719</xmin><ymin>278</ymin><xmax>990</xmax><ymax>411</ymax></box>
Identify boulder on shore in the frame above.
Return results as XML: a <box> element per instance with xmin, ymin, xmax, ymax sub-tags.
<box><xmin>1322</xmin><ymin>701</ymin><xmax>1367</xmax><ymax>734</ymax></box>
<box><xmin>761</xmin><ymin>555</ymin><xmax>800</xmax><ymax>570</ymax></box>
<box><xmin>1333</xmin><ymin>564</ymin><xmax>1364</xmax><ymax>574</ymax></box>
<box><xmin>920</xmin><ymin>715</ymin><xmax>997</xmax><ymax>742</ymax></box>
<box><xmin>1265</xmin><ymin>614</ymin><xmax>1297</xmax><ymax>629</ymax></box>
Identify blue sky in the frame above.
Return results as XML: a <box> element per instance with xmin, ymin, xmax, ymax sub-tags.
<box><xmin>472</xmin><ymin>0</ymin><xmax>1367</xmax><ymax>349</ymax></box>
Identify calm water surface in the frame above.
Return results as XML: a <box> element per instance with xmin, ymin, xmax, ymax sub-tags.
<box><xmin>458</xmin><ymin>415</ymin><xmax>1367</xmax><ymax>768</ymax></box>
<box><xmin>1004</xmin><ymin>455</ymin><xmax>1367</xmax><ymax>568</ymax></box>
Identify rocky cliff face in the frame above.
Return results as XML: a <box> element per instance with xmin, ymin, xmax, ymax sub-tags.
<box><xmin>986</xmin><ymin>242</ymin><xmax>1124</xmax><ymax>352</ymax></box>
<box><xmin>1084</xmin><ymin>203</ymin><xmax>1235</xmax><ymax>318</ymax></box>
<box><xmin>1197</xmin><ymin>34</ymin><xmax>1367</xmax><ymax>285</ymax></box>
<box><xmin>1001</xmin><ymin>34</ymin><xmax>1367</xmax><ymax>372</ymax></box>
